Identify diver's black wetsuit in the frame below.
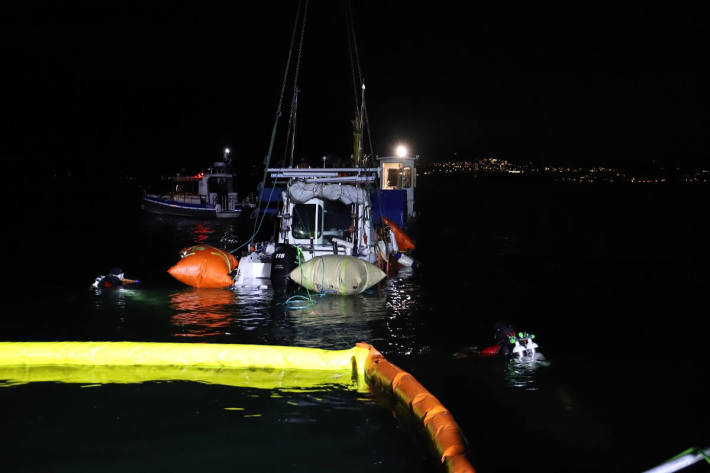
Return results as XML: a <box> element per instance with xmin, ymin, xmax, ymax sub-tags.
<box><xmin>493</xmin><ymin>321</ymin><xmax>517</xmax><ymax>357</ymax></box>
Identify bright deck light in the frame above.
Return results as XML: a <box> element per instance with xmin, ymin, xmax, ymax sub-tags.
<box><xmin>395</xmin><ymin>145</ymin><xmax>408</xmax><ymax>158</ymax></box>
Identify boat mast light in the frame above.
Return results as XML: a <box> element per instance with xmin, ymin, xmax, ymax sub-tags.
<box><xmin>395</xmin><ymin>145</ymin><xmax>408</xmax><ymax>158</ymax></box>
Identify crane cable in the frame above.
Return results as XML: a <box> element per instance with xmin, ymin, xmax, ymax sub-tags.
<box><xmin>251</xmin><ymin>0</ymin><xmax>309</xmax><ymax>240</ymax></box>
<box><xmin>345</xmin><ymin>0</ymin><xmax>373</xmax><ymax>159</ymax></box>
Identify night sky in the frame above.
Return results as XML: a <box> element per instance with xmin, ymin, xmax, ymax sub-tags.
<box><xmin>4</xmin><ymin>1</ymin><xmax>709</xmax><ymax>179</ymax></box>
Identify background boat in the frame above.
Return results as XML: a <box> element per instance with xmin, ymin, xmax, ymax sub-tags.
<box><xmin>142</xmin><ymin>159</ymin><xmax>245</xmax><ymax>219</ymax></box>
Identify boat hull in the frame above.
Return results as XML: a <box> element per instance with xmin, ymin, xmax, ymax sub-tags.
<box><xmin>142</xmin><ymin>195</ymin><xmax>241</xmax><ymax>219</ymax></box>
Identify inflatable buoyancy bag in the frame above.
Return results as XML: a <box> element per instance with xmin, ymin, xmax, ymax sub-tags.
<box><xmin>167</xmin><ymin>245</ymin><xmax>238</xmax><ymax>288</ymax></box>
<box><xmin>270</xmin><ymin>244</ymin><xmax>300</xmax><ymax>296</ymax></box>
<box><xmin>289</xmin><ymin>255</ymin><xmax>386</xmax><ymax>295</ymax></box>
<box><xmin>383</xmin><ymin>217</ymin><xmax>415</xmax><ymax>252</ymax></box>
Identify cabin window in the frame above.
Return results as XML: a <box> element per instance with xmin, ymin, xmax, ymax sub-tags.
<box><xmin>172</xmin><ymin>180</ymin><xmax>198</xmax><ymax>194</ymax></box>
<box><xmin>387</xmin><ymin>168</ymin><xmax>400</xmax><ymax>188</ymax></box>
<box><xmin>292</xmin><ymin>204</ymin><xmax>321</xmax><ymax>239</ymax></box>
<box><xmin>402</xmin><ymin>167</ymin><xmax>411</xmax><ymax>187</ymax></box>
<box><xmin>382</xmin><ymin>163</ymin><xmax>402</xmax><ymax>189</ymax></box>
<box><xmin>207</xmin><ymin>177</ymin><xmax>233</xmax><ymax>194</ymax></box>
<box><xmin>322</xmin><ymin>200</ymin><xmax>351</xmax><ymax>243</ymax></box>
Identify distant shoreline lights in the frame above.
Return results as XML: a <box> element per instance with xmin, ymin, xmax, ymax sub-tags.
<box><xmin>422</xmin><ymin>158</ymin><xmax>710</xmax><ymax>184</ymax></box>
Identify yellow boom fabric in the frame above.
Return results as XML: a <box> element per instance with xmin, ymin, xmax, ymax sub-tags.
<box><xmin>0</xmin><ymin>342</ymin><xmax>369</xmax><ymax>378</ymax></box>
<box><xmin>0</xmin><ymin>365</ymin><xmax>365</xmax><ymax>391</ymax></box>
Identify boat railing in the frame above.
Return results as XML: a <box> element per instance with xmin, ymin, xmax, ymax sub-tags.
<box><xmin>267</xmin><ymin>167</ymin><xmax>380</xmax><ymax>183</ymax></box>
<box><xmin>150</xmin><ymin>192</ymin><xmax>240</xmax><ymax>211</ymax></box>
<box><xmin>168</xmin><ymin>193</ymin><xmax>205</xmax><ymax>205</ymax></box>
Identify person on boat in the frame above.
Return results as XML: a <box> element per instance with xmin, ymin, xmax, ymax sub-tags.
<box><xmin>91</xmin><ymin>267</ymin><xmax>139</xmax><ymax>290</ymax></box>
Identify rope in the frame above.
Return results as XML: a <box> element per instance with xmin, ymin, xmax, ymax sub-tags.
<box><xmin>281</xmin><ymin>294</ymin><xmax>313</xmax><ymax>310</ymax></box>
<box><xmin>282</xmin><ymin>87</ymin><xmax>299</xmax><ymax>168</ymax></box>
<box><xmin>292</xmin><ymin>0</ymin><xmax>308</xmax><ymax>107</ymax></box>
<box><xmin>279</xmin><ymin>247</ymin><xmax>315</xmax><ymax>309</ymax></box>
<box><xmin>345</xmin><ymin>0</ymin><xmax>361</xmax><ymax>119</ymax></box>
<box><xmin>252</xmin><ymin>0</ymin><xmax>309</xmax><ymax>237</ymax></box>
<box><xmin>354</xmin><ymin>4</ymin><xmax>373</xmax><ymax>158</ymax></box>
<box><xmin>344</xmin><ymin>0</ymin><xmax>373</xmax><ymax>159</ymax></box>
<box><xmin>361</xmin><ymin>98</ymin><xmax>374</xmax><ymax>158</ymax></box>
<box><xmin>229</xmin><ymin>183</ymin><xmax>279</xmax><ymax>254</ymax></box>
<box><xmin>345</xmin><ymin>0</ymin><xmax>363</xmax><ymax>99</ymax></box>
<box><xmin>282</xmin><ymin>0</ymin><xmax>308</xmax><ymax>168</ymax></box>
<box><xmin>278</xmin><ymin>2</ymin><xmax>301</xmax><ymax>111</ymax></box>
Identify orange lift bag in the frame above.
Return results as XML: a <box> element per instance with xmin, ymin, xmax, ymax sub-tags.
<box><xmin>167</xmin><ymin>245</ymin><xmax>238</xmax><ymax>288</ymax></box>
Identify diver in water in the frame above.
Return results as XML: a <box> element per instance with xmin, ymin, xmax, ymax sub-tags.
<box><xmin>452</xmin><ymin>321</ymin><xmax>539</xmax><ymax>359</ymax></box>
<box><xmin>480</xmin><ymin>321</ymin><xmax>538</xmax><ymax>358</ymax></box>
<box><xmin>91</xmin><ymin>267</ymin><xmax>139</xmax><ymax>290</ymax></box>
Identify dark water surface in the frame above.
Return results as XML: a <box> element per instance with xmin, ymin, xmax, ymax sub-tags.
<box><xmin>7</xmin><ymin>174</ymin><xmax>710</xmax><ymax>472</ymax></box>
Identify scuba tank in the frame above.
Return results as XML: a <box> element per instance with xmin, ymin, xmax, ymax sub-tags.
<box><xmin>270</xmin><ymin>244</ymin><xmax>300</xmax><ymax>296</ymax></box>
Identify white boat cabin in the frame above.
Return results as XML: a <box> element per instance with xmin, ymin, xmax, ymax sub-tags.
<box><xmin>268</xmin><ymin>167</ymin><xmax>379</xmax><ymax>264</ymax></box>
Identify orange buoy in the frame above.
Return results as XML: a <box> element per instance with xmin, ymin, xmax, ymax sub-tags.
<box><xmin>167</xmin><ymin>245</ymin><xmax>238</xmax><ymax>288</ymax></box>
<box><xmin>383</xmin><ymin>217</ymin><xmax>415</xmax><ymax>252</ymax></box>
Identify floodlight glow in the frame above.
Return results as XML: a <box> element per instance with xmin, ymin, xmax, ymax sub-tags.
<box><xmin>395</xmin><ymin>145</ymin><xmax>408</xmax><ymax>158</ymax></box>
<box><xmin>224</xmin><ymin>147</ymin><xmax>231</xmax><ymax>155</ymax></box>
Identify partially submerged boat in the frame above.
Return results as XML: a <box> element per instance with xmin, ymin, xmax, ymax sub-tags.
<box><xmin>233</xmin><ymin>157</ymin><xmax>417</xmax><ymax>291</ymax></box>
<box><xmin>230</xmin><ymin>0</ymin><xmax>418</xmax><ymax>292</ymax></box>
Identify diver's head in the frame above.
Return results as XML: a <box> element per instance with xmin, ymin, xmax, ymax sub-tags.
<box><xmin>494</xmin><ymin>321</ymin><xmax>515</xmax><ymax>340</ymax></box>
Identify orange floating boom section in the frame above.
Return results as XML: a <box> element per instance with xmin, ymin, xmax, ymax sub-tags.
<box><xmin>382</xmin><ymin>217</ymin><xmax>415</xmax><ymax>252</ymax></box>
<box><xmin>357</xmin><ymin>342</ymin><xmax>476</xmax><ymax>473</ymax></box>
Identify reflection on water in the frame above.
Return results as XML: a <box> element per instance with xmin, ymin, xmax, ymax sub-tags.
<box><xmin>91</xmin><ymin>287</ymin><xmax>137</xmax><ymax>311</ymax></box>
<box><xmin>140</xmin><ymin>213</ymin><xmax>242</xmax><ymax>252</ymax></box>
<box><xmin>382</xmin><ymin>269</ymin><xmax>425</xmax><ymax>356</ymax></box>
<box><xmin>284</xmin><ymin>294</ymin><xmax>382</xmax><ymax>349</ymax></box>
<box><xmin>504</xmin><ymin>353</ymin><xmax>550</xmax><ymax>391</ymax></box>
<box><xmin>170</xmin><ymin>288</ymin><xmax>236</xmax><ymax>337</ymax></box>
<box><xmin>192</xmin><ymin>223</ymin><xmax>214</xmax><ymax>243</ymax></box>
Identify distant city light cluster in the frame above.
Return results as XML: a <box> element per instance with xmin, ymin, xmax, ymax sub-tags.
<box><xmin>423</xmin><ymin>158</ymin><xmax>710</xmax><ymax>184</ymax></box>
<box><xmin>426</xmin><ymin>158</ymin><xmax>528</xmax><ymax>175</ymax></box>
